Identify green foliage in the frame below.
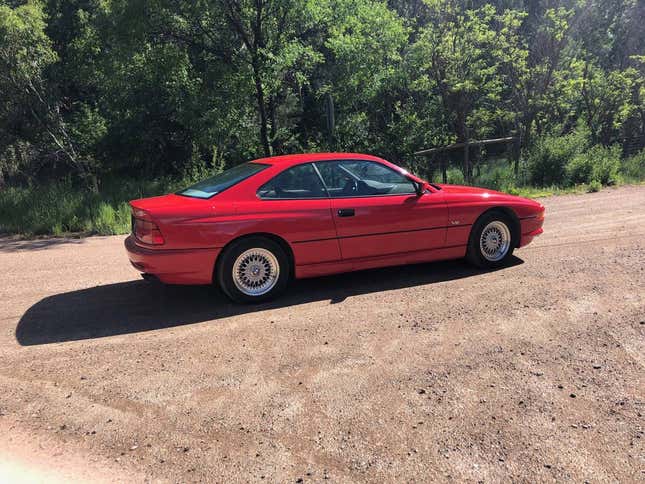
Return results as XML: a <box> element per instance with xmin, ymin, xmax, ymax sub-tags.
<box><xmin>566</xmin><ymin>153</ymin><xmax>595</xmax><ymax>185</ymax></box>
<box><xmin>566</xmin><ymin>144</ymin><xmax>621</xmax><ymax>186</ymax></box>
<box><xmin>474</xmin><ymin>164</ymin><xmax>517</xmax><ymax>192</ymax></box>
<box><xmin>589</xmin><ymin>145</ymin><xmax>622</xmax><ymax>186</ymax></box>
<box><xmin>527</xmin><ymin>127</ymin><xmax>590</xmax><ymax>186</ymax></box>
<box><xmin>621</xmin><ymin>150</ymin><xmax>645</xmax><ymax>181</ymax></box>
<box><xmin>587</xmin><ymin>180</ymin><xmax>602</xmax><ymax>193</ymax></box>
<box><xmin>1</xmin><ymin>0</ymin><xmax>645</xmax><ymax>237</ymax></box>
<box><xmin>445</xmin><ymin>168</ymin><xmax>465</xmax><ymax>185</ymax></box>
<box><xmin>0</xmin><ymin>177</ymin><xmax>180</xmax><ymax>236</ymax></box>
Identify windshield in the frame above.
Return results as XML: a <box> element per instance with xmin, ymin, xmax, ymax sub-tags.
<box><xmin>178</xmin><ymin>162</ymin><xmax>269</xmax><ymax>199</ymax></box>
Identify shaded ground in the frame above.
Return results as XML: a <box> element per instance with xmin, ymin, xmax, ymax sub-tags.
<box><xmin>0</xmin><ymin>185</ymin><xmax>643</xmax><ymax>482</ymax></box>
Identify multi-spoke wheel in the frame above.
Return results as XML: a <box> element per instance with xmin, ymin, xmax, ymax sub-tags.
<box><xmin>467</xmin><ymin>211</ymin><xmax>516</xmax><ymax>268</ymax></box>
<box><xmin>217</xmin><ymin>237</ymin><xmax>290</xmax><ymax>303</ymax></box>
<box><xmin>232</xmin><ymin>248</ymin><xmax>280</xmax><ymax>297</ymax></box>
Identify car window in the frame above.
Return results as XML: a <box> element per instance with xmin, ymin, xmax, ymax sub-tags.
<box><xmin>315</xmin><ymin>160</ymin><xmax>416</xmax><ymax>197</ymax></box>
<box><xmin>257</xmin><ymin>163</ymin><xmax>327</xmax><ymax>199</ymax></box>
<box><xmin>178</xmin><ymin>162</ymin><xmax>268</xmax><ymax>199</ymax></box>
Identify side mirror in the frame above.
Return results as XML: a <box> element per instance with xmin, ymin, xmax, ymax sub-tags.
<box><xmin>413</xmin><ymin>180</ymin><xmax>429</xmax><ymax>196</ymax></box>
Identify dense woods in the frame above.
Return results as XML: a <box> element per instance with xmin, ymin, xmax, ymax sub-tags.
<box><xmin>0</xmin><ymin>0</ymin><xmax>644</xmax><ymax>234</ymax></box>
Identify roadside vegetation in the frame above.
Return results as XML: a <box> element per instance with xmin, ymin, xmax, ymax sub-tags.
<box><xmin>2</xmin><ymin>147</ymin><xmax>642</xmax><ymax>237</ymax></box>
<box><xmin>0</xmin><ymin>0</ymin><xmax>644</xmax><ymax>237</ymax></box>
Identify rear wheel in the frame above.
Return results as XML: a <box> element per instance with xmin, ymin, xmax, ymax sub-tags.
<box><xmin>467</xmin><ymin>212</ymin><xmax>516</xmax><ymax>269</ymax></box>
<box><xmin>216</xmin><ymin>236</ymin><xmax>290</xmax><ymax>303</ymax></box>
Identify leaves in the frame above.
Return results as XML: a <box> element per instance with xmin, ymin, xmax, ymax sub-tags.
<box><xmin>0</xmin><ymin>0</ymin><xmax>644</xmax><ymax>188</ymax></box>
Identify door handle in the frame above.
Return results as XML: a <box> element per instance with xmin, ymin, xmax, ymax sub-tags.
<box><xmin>337</xmin><ymin>208</ymin><xmax>355</xmax><ymax>217</ymax></box>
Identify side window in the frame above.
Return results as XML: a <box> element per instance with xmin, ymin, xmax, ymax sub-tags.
<box><xmin>315</xmin><ymin>160</ymin><xmax>416</xmax><ymax>197</ymax></box>
<box><xmin>257</xmin><ymin>163</ymin><xmax>327</xmax><ymax>199</ymax></box>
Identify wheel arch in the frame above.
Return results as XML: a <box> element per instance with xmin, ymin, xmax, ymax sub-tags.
<box><xmin>473</xmin><ymin>206</ymin><xmax>521</xmax><ymax>248</ymax></box>
<box><xmin>213</xmin><ymin>232</ymin><xmax>296</xmax><ymax>283</ymax></box>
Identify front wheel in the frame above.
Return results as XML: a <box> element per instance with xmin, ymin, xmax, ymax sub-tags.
<box><xmin>466</xmin><ymin>212</ymin><xmax>516</xmax><ymax>269</ymax></box>
<box><xmin>216</xmin><ymin>237</ymin><xmax>290</xmax><ymax>303</ymax></box>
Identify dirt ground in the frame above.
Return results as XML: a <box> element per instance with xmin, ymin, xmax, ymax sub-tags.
<box><xmin>0</xmin><ymin>185</ymin><xmax>643</xmax><ymax>483</ymax></box>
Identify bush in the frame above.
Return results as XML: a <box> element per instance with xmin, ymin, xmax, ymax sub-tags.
<box><xmin>587</xmin><ymin>180</ymin><xmax>601</xmax><ymax>192</ymax></box>
<box><xmin>621</xmin><ymin>150</ymin><xmax>645</xmax><ymax>181</ymax></box>
<box><xmin>565</xmin><ymin>144</ymin><xmax>621</xmax><ymax>186</ymax></box>
<box><xmin>475</xmin><ymin>163</ymin><xmax>516</xmax><ymax>192</ymax></box>
<box><xmin>446</xmin><ymin>167</ymin><xmax>465</xmax><ymax>185</ymax></box>
<box><xmin>565</xmin><ymin>153</ymin><xmax>594</xmax><ymax>185</ymax></box>
<box><xmin>527</xmin><ymin>127</ymin><xmax>590</xmax><ymax>186</ymax></box>
<box><xmin>589</xmin><ymin>144</ymin><xmax>621</xmax><ymax>185</ymax></box>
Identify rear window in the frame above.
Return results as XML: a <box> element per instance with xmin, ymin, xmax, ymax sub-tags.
<box><xmin>178</xmin><ymin>162</ymin><xmax>268</xmax><ymax>199</ymax></box>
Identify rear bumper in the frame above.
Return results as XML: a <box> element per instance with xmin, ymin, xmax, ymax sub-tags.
<box><xmin>124</xmin><ymin>235</ymin><xmax>220</xmax><ymax>285</ymax></box>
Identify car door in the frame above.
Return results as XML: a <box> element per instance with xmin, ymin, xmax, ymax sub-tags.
<box><xmin>254</xmin><ymin>162</ymin><xmax>341</xmax><ymax>266</ymax></box>
<box><xmin>314</xmin><ymin>159</ymin><xmax>448</xmax><ymax>260</ymax></box>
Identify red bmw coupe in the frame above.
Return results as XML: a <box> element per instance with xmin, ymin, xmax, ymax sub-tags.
<box><xmin>125</xmin><ymin>153</ymin><xmax>544</xmax><ymax>302</ymax></box>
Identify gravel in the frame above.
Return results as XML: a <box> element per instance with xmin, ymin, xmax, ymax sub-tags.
<box><xmin>0</xmin><ymin>185</ymin><xmax>643</xmax><ymax>482</ymax></box>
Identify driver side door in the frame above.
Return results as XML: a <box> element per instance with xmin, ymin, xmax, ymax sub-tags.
<box><xmin>314</xmin><ymin>159</ymin><xmax>448</xmax><ymax>260</ymax></box>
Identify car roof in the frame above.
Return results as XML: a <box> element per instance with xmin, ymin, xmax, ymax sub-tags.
<box><xmin>251</xmin><ymin>152</ymin><xmax>387</xmax><ymax>167</ymax></box>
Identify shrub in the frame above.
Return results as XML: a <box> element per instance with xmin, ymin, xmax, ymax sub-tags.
<box><xmin>564</xmin><ymin>144</ymin><xmax>621</xmax><ymax>186</ymax></box>
<box><xmin>621</xmin><ymin>150</ymin><xmax>645</xmax><ymax>181</ymax></box>
<box><xmin>527</xmin><ymin>127</ymin><xmax>589</xmax><ymax>187</ymax></box>
<box><xmin>589</xmin><ymin>144</ymin><xmax>621</xmax><ymax>185</ymax></box>
<box><xmin>565</xmin><ymin>153</ymin><xmax>594</xmax><ymax>185</ymax></box>
<box><xmin>446</xmin><ymin>167</ymin><xmax>465</xmax><ymax>185</ymax></box>
<box><xmin>587</xmin><ymin>180</ymin><xmax>601</xmax><ymax>192</ymax></box>
<box><xmin>475</xmin><ymin>163</ymin><xmax>516</xmax><ymax>192</ymax></box>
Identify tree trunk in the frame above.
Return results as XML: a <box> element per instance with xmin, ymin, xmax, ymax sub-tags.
<box><xmin>463</xmin><ymin>136</ymin><xmax>470</xmax><ymax>185</ymax></box>
<box><xmin>252</xmin><ymin>64</ymin><xmax>271</xmax><ymax>157</ymax></box>
<box><xmin>268</xmin><ymin>95</ymin><xmax>278</xmax><ymax>154</ymax></box>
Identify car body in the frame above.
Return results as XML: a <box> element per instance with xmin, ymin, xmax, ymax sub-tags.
<box><xmin>125</xmin><ymin>153</ymin><xmax>544</xmax><ymax>302</ymax></box>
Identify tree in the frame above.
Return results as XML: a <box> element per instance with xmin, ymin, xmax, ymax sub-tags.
<box><xmin>310</xmin><ymin>0</ymin><xmax>409</xmax><ymax>157</ymax></box>
<box><xmin>0</xmin><ymin>0</ymin><xmax>97</xmax><ymax>189</ymax></box>
<box><xmin>156</xmin><ymin>0</ymin><xmax>322</xmax><ymax>158</ymax></box>
<box><xmin>496</xmin><ymin>5</ymin><xmax>576</xmax><ymax>165</ymax></box>
<box><xmin>409</xmin><ymin>1</ymin><xmax>505</xmax><ymax>181</ymax></box>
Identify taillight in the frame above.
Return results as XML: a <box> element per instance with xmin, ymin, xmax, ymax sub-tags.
<box><xmin>131</xmin><ymin>208</ymin><xmax>165</xmax><ymax>245</ymax></box>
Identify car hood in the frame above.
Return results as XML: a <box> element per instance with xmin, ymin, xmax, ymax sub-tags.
<box><xmin>436</xmin><ymin>184</ymin><xmax>504</xmax><ymax>196</ymax></box>
<box><xmin>436</xmin><ymin>183</ymin><xmax>544</xmax><ymax>212</ymax></box>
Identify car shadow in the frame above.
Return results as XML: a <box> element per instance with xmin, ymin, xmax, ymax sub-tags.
<box><xmin>16</xmin><ymin>257</ymin><xmax>523</xmax><ymax>346</ymax></box>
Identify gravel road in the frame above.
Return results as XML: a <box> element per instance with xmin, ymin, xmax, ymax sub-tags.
<box><xmin>0</xmin><ymin>185</ymin><xmax>643</xmax><ymax>483</ymax></box>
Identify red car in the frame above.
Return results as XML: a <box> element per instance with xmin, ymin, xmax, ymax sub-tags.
<box><xmin>125</xmin><ymin>153</ymin><xmax>544</xmax><ymax>302</ymax></box>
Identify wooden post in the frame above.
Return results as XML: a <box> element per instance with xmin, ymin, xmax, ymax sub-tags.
<box><xmin>463</xmin><ymin>136</ymin><xmax>470</xmax><ymax>184</ymax></box>
<box><xmin>512</xmin><ymin>137</ymin><xmax>520</xmax><ymax>177</ymax></box>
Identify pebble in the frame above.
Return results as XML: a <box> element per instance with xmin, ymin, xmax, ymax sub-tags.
<box><xmin>130</xmin><ymin>444</ymin><xmax>138</xmax><ymax>451</ymax></box>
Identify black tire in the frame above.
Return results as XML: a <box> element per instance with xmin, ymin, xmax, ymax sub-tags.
<box><xmin>216</xmin><ymin>236</ymin><xmax>291</xmax><ymax>303</ymax></box>
<box><xmin>466</xmin><ymin>211</ymin><xmax>517</xmax><ymax>269</ymax></box>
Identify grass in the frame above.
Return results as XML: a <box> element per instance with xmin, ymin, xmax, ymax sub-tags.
<box><xmin>0</xmin><ymin>176</ymin><xmax>184</xmax><ymax>237</ymax></box>
<box><xmin>1</xmin><ymin>153</ymin><xmax>644</xmax><ymax>238</ymax></box>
